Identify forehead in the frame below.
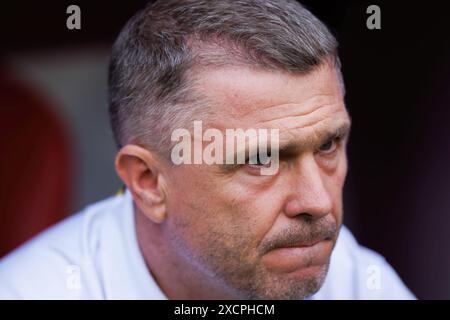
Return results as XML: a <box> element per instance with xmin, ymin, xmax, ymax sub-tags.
<box><xmin>194</xmin><ymin>63</ymin><xmax>349</xmax><ymax>144</ymax></box>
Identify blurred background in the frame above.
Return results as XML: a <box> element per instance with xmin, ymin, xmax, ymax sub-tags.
<box><xmin>0</xmin><ymin>0</ymin><xmax>449</xmax><ymax>299</ymax></box>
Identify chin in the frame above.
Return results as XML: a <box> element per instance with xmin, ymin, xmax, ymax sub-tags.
<box><xmin>278</xmin><ymin>263</ymin><xmax>329</xmax><ymax>299</ymax></box>
<box><xmin>244</xmin><ymin>262</ymin><xmax>330</xmax><ymax>300</ymax></box>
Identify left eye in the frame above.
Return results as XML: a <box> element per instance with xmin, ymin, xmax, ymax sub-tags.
<box><xmin>318</xmin><ymin>139</ymin><xmax>338</xmax><ymax>154</ymax></box>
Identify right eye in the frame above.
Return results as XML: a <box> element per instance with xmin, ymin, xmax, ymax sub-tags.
<box><xmin>246</xmin><ymin>153</ymin><xmax>271</xmax><ymax>168</ymax></box>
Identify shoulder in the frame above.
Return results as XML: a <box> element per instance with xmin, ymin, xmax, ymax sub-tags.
<box><xmin>0</xmin><ymin>194</ymin><xmax>126</xmax><ymax>299</ymax></box>
<box><xmin>312</xmin><ymin>225</ymin><xmax>416</xmax><ymax>300</ymax></box>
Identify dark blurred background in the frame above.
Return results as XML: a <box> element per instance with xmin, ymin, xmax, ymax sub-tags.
<box><xmin>0</xmin><ymin>0</ymin><xmax>449</xmax><ymax>299</ymax></box>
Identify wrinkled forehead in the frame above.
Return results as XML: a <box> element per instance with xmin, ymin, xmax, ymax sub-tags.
<box><xmin>193</xmin><ymin>63</ymin><xmax>350</xmax><ymax>143</ymax></box>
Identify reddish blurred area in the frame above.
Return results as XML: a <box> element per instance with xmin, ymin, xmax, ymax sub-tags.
<box><xmin>0</xmin><ymin>68</ymin><xmax>72</xmax><ymax>257</ymax></box>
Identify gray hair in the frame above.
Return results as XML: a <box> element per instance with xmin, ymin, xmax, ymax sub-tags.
<box><xmin>108</xmin><ymin>0</ymin><xmax>342</xmax><ymax>157</ymax></box>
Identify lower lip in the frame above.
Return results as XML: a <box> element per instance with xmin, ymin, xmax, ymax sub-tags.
<box><xmin>261</xmin><ymin>240</ymin><xmax>333</xmax><ymax>274</ymax></box>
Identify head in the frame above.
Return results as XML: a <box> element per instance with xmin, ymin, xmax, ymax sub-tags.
<box><xmin>111</xmin><ymin>0</ymin><xmax>351</xmax><ymax>299</ymax></box>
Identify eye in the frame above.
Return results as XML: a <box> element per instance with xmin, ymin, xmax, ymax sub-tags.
<box><xmin>246</xmin><ymin>153</ymin><xmax>272</xmax><ymax>168</ymax></box>
<box><xmin>317</xmin><ymin>138</ymin><xmax>339</xmax><ymax>155</ymax></box>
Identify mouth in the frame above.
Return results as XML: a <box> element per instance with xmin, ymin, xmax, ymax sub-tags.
<box><xmin>280</xmin><ymin>236</ymin><xmax>332</xmax><ymax>249</ymax></box>
<box><xmin>261</xmin><ymin>237</ymin><xmax>334</xmax><ymax>274</ymax></box>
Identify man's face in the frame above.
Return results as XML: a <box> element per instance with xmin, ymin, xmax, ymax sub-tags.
<box><xmin>163</xmin><ymin>63</ymin><xmax>351</xmax><ymax>299</ymax></box>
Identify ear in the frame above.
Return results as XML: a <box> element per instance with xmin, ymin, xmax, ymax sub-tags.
<box><xmin>115</xmin><ymin>144</ymin><xmax>168</xmax><ymax>224</ymax></box>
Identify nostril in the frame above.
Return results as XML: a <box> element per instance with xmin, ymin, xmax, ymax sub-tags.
<box><xmin>298</xmin><ymin>213</ymin><xmax>314</xmax><ymax>222</ymax></box>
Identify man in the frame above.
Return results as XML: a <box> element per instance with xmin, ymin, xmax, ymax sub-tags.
<box><xmin>0</xmin><ymin>0</ymin><xmax>414</xmax><ymax>299</ymax></box>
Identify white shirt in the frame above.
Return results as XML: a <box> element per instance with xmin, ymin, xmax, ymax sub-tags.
<box><xmin>0</xmin><ymin>191</ymin><xmax>415</xmax><ymax>299</ymax></box>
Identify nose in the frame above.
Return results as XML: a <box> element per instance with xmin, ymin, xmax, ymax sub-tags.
<box><xmin>283</xmin><ymin>154</ymin><xmax>333</xmax><ymax>220</ymax></box>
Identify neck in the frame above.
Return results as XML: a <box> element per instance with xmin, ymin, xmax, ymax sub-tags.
<box><xmin>135</xmin><ymin>208</ymin><xmax>237</xmax><ymax>299</ymax></box>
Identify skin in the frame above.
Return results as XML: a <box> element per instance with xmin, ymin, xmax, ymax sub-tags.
<box><xmin>116</xmin><ymin>62</ymin><xmax>351</xmax><ymax>299</ymax></box>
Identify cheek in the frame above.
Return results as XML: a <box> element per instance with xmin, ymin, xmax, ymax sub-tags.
<box><xmin>335</xmin><ymin>151</ymin><xmax>348</xmax><ymax>191</ymax></box>
<box><xmin>163</xmin><ymin>166</ymin><xmax>262</xmax><ymax>256</ymax></box>
<box><xmin>166</xmin><ymin>166</ymin><xmax>221</xmax><ymax>229</ymax></box>
<box><xmin>323</xmin><ymin>152</ymin><xmax>347</xmax><ymax>222</ymax></box>
<box><xmin>167</xmin><ymin>166</ymin><xmax>285</xmax><ymax>256</ymax></box>
<box><xmin>218</xmin><ymin>177</ymin><xmax>288</xmax><ymax>249</ymax></box>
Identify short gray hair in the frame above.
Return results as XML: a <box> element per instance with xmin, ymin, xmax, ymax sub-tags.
<box><xmin>108</xmin><ymin>0</ymin><xmax>341</xmax><ymax>156</ymax></box>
